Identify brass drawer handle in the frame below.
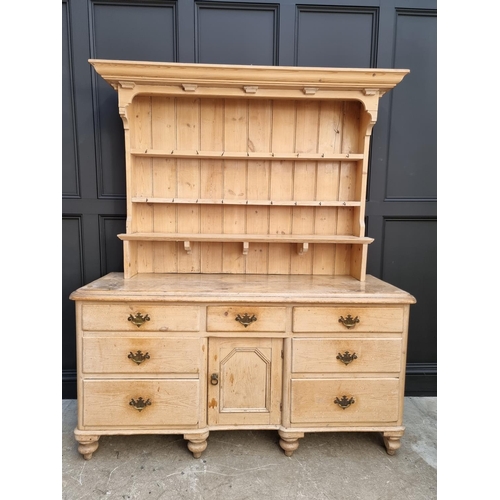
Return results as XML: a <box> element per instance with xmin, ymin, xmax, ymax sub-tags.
<box><xmin>128</xmin><ymin>312</ymin><xmax>150</xmax><ymax>327</ymax></box>
<box><xmin>128</xmin><ymin>350</ymin><xmax>150</xmax><ymax>365</ymax></box>
<box><xmin>334</xmin><ymin>396</ymin><xmax>355</xmax><ymax>409</ymax></box>
<box><xmin>211</xmin><ymin>373</ymin><xmax>219</xmax><ymax>385</ymax></box>
<box><xmin>336</xmin><ymin>351</ymin><xmax>357</xmax><ymax>365</ymax></box>
<box><xmin>338</xmin><ymin>314</ymin><xmax>359</xmax><ymax>329</ymax></box>
<box><xmin>129</xmin><ymin>397</ymin><xmax>151</xmax><ymax>412</ymax></box>
<box><xmin>235</xmin><ymin>313</ymin><xmax>257</xmax><ymax>327</ymax></box>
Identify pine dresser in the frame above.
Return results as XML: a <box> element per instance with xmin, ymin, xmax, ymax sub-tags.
<box><xmin>70</xmin><ymin>60</ymin><xmax>416</xmax><ymax>459</ymax></box>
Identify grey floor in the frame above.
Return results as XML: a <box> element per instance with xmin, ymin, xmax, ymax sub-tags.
<box><xmin>62</xmin><ymin>397</ymin><xmax>436</xmax><ymax>500</ymax></box>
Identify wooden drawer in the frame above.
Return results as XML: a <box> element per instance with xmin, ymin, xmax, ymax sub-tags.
<box><xmin>82</xmin><ymin>380</ymin><xmax>199</xmax><ymax>427</ymax></box>
<box><xmin>82</xmin><ymin>337</ymin><xmax>202</xmax><ymax>374</ymax></box>
<box><xmin>206</xmin><ymin>306</ymin><xmax>286</xmax><ymax>332</ymax></box>
<box><xmin>292</xmin><ymin>338</ymin><xmax>402</xmax><ymax>374</ymax></box>
<box><xmin>81</xmin><ymin>304</ymin><xmax>201</xmax><ymax>332</ymax></box>
<box><xmin>292</xmin><ymin>306</ymin><xmax>404</xmax><ymax>333</ymax></box>
<box><xmin>290</xmin><ymin>378</ymin><xmax>400</xmax><ymax>424</ymax></box>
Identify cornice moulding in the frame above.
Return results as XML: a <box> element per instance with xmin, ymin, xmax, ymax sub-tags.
<box><xmin>89</xmin><ymin>59</ymin><xmax>410</xmax><ymax>92</ymax></box>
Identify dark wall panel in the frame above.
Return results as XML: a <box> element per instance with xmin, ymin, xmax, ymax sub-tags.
<box><xmin>386</xmin><ymin>10</ymin><xmax>437</xmax><ymax>199</ymax></box>
<box><xmin>91</xmin><ymin>1</ymin><xmax>177</xmax><ymax>61</ymax></box>
<box><xmin>100</xmin><ymin>216</ymin><xmax>126</xmax><ymax>275</ymax></box>
<box><xmin>90</xmin><ymin>1</ymin><xmax>178</xmax><ymax>198</ymax></box>
<box><xmin>296</xmin><ymin>6</ymin><xmax>378</xmax><ymax>67</ymax></box>
<box><xmin>381</xmin><ymin>218</ymin><xmax>437</xmax><ymax>364</ymax></box>
<box><xmin>62</xmin><ymin>217</ymin><xmax>84</xmax><ymax>372</ymax></box>
<box><xmin>62</xmin><ymin>1</ymin><xmax>79</xmax><ymax>197</ymax></box>
<box><xmin>196</xmin><ymin>3</ymin><xmax>278</xmax><ymax>65</ymax></box>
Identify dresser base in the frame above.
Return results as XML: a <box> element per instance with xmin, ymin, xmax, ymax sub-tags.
<box><xmin>71</xmin><ymin>273</ymin><xmax>415</xmax><ymax>461</ymax></box>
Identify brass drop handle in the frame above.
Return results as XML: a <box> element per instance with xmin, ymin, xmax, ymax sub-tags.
<box><xmin>210</xmin><ymin>373</ymin><xmax>219</xmax><ymax>385</ymax></box>
<box><xmin>128</xmin><ymin>312</ymin><xmax>151</xmax><ymax>327</ymax></box>
<box><xmin>338</xmin><ymin>314</ymin><xmax>360</xmax><ymax>329</ymax></box>
<box><xmin>336</xmin><ymin>351</ymin><xmax>357</xmax><ymax>365</ymax></box>
<box><xmin>128</xmin><ymin>350</ymin><xmax>150</xmax><ymax>365</ymax></box>
<box><xmin>334</xmin><ymin>396</ymin><xmax>355</xmax><ymax>409</ymax></box>
<box><xmin>129</xmin><ymin>397</ymin><xmax>151</xmax><ymax>412</ymax></box>
<box><xmin>235</xmin><ymin>313</ymin><xmax>257</xmax><ymax>327</ymax></box>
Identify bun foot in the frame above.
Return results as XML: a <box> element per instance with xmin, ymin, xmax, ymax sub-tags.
<box><xmin>184</xmin><ymin>431</ymin><xmax>209</xmax><ymax>458</ymax></box>
<box><xmin>278</xmin><ymin>430</ymin><xmax>304</xmax><ymax>457</ymax></box>
<box><xmin>74</xmin><ymin>430</ymin><xmax>100</xmax><ymax>460</ymax></box>
<box><xmin>382</xmin><ymin>430</ymin><xmax>404</xmax><ymax>455</ymax></box>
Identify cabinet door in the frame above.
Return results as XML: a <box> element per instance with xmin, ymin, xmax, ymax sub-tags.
<box><xmin>207</xmin><ymin>338</ymin><xmax>282</xmax><ymax>426</ymax></box>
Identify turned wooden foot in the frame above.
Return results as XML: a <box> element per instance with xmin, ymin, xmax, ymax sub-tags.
<box><xmin>74</xmin><ymin>430</ymin><xmax>100</xmax><ymax>460</ymax></box>
<box><xmin>382</xmin><ymin>430</ymin><xmax>404</xmax><ymax>455</ymax></box>
<box><xmin>278</xmin><ymin>431</ymin><xmax>304</xmax><ymax>457</ymax></box>
<box><xmin>184</xmin><ymin>431</ymin><xmax>209</xmax><ymax>458</ymax></box>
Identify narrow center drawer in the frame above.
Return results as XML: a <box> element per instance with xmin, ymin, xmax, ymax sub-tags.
<box><xmin>207</xmin><ymin>306</ymin><xmax>286</xmax><ymax>332</ymax></box>
<box><xmin>82</xmin><ymin>337</ymin><xmax>202</xmax><ymax>374</ymax></box>
<box><xmin>293</xmin><ymin>306</ymin><xmax>404</xmax><ymax>333</ymax></box>
<box><xmin>81</xmin><ymin>304</ymin><xmax>201</xmax><ymax>332</ymax></box>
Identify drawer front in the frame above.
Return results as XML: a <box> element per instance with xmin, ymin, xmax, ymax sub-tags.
<box><xmin>290</xmin><ymin>378</ymin><xmax>400</xmax><ymax>424</ymax></box>
<box><xmin>81</xmin><ymin>304</ymin><xmax>201</xmax><ymax>332</ymax></box>
<box><xmin>207</xmin><ymin>306</ymin><xmax>286</xmax><ymax>332</ymax></box>
<box><xmin>82</xmin><ymin>337</ymin><xmax>202</xmax><ymax>374</ymax></box>
<box><xmin>82</xmin><ymin>380</ymin><xmax>199</xmax><ymax>427</ymax></box>
<box><xmin>292</xmin><ymin>338</ymin><xmax>402</xmax><ymax>374</ymax></box>
<box><xmin>293</xmin><ymin>306</ymin><xmax>404</xmax><ymax>333</ymax></box>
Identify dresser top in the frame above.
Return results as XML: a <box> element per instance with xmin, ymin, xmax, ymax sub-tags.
<box><xmin>70</xmin><ymin>273</ymin><xmax>416</xmax><ymax>304</ymax></box>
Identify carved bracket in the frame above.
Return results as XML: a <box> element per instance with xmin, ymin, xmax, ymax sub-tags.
<box><xmin>297</xmin><ymin>242</ymin><xmax>309</xmax><ymax>255</ymax></box>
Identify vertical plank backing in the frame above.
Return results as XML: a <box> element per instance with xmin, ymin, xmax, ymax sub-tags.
<box><xmin>223</xmin><ymin>99</ymin><xmax>247</xmax><ymax>273</ymax></box>
<box><xmin>122</xmin><ymin>95</ymin><xmax>368</xmax><ymax>277</ymax></box>
<box><xmin>151</xmin><ymin>96</ymin><xmax>177</xmax><ymax>272</ymax></box>
<box><xmin>313</xmin><ymin>101</ymin><xmax>343</xmax><ymax>275</ymax></box>
<box><xmin>200</xmin><ymin>98</ymin><xmax>224</xmax><ymax>273</ymax></box>
<box><xmin>269</xmin><ymin>100</ymin><xmax>295</xmax><ymax>274</ymax></box>
<box><xmin>131</xmin><ymin>97</ymin><xmax>153</xmax><ymax>272</ymax></box>
<box><xmin>246</xmin><ymin>100</ymin><xmax>272</xmax><ymax>273</ymax></box>
<box><xmin>176</xmin><ymin>98</ymin><xmax>201</xmax><ymax>272</ymax></box>
<box><xmin>291</xmin><ymin>100</ymin><xmax>318</xmax><ymax>274</ymax></box>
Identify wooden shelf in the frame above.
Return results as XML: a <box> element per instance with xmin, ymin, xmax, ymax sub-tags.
<box><xmin>119</xmin><ymin>232</ymin><xmax>373</xmax><ymax>256</ymax></box>
<box><xmin>118</xmin><ymin>233</ymin><xmax>373</xmax><ymax>244</ymax></box>
<box><xmin>131</xmin><ymin>197</ymin><xmax>361</xmax><ymax>207</ymax></box>
<box><xmin>130</xmin><ymin>149</ymin><xmax>363</xmax><ymax>161</ymax></box>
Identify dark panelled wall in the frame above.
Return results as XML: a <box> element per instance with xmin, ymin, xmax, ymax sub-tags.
<box><xmin>62</xmin><ymin>0</ymin><xmax>437</xmax><ymax>398</ymax></box>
